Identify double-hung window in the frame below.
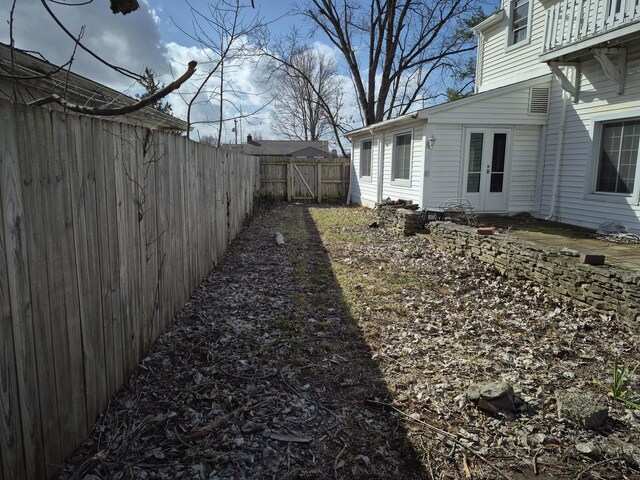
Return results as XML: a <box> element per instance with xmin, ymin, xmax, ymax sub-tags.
<box><xmin>595</xmin><ymin>120</ymin><xmax>640</xmax><ymax>195</ymax></box>
<box><xmin>510</xmin><ymin>0</ymin><xmax>530</xmax><ymax>45</ymax></box>
<box><xmin>392</xmin><ymin>132</ymin><xmax>412</xmax><ymax>182</ymax></box>
<box><xmin>360</xmin><ymin>139</ymin><xmax>372</xmax><ymax>177</ymax></box>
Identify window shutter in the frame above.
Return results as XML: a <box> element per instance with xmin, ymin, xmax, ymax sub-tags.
<box><xmin>529</xmin><ymin>87</ymin><xmax>550</xmax><ymax>114</ymax></box>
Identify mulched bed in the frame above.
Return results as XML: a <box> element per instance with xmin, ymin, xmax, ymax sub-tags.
<box><xmin>58</xmin><ymin>204</ymin><xmax>640</xmax><ymax>480</ymax></box>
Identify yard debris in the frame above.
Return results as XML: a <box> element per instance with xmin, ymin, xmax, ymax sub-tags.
<box><xmin>596</xmin><ymin>221</ymin><xmax>640</xmax><ymax>243</ymax></box>
<box><xmin>57</xmin><ymin>205</ymin><xmax>640</xmax><ymax>479</ymax></box>
<box><xmin>556</xmin><ymin>389</ymin><xmax>609</xmax><ymax>429</ymax></box>
<box><xmin>275</xmin><ymin>231</ymin><xmax>285</xmax><ymax>245</ymax></box>
<box><xmin>466</xmin><ymin>381</ymin><xmax>515</xmax><ymax>412</ymax></box>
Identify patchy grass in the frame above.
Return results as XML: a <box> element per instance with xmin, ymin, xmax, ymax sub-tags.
<box><xmin>310</xmin><ymin>205</ymin><xmax>640</xmax><ymax>480</ymax></box>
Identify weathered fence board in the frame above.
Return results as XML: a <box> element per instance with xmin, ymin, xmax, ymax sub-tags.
<box><xmin>259</xmin><ymin>156</ymin><xmax>350</xmax><ymax>202</ymax></box>
<box><xmin>0</xmin><ymin>103</ymin><xmax>27</xmax><ymax>480</ymax></box>
<box><xmin>2</xmin><ymin>103</ymin><xmax>46</xmax><ymax>480</ymax></box>
<box><xmin>0</xmin><ymin>100</ymin><xmax>260</xmax><ymax>479</ymax></box>
<box><xmin>17</xmin><ymin>106</ymin><xmax>62</xmax><ymax>478</ymax></box>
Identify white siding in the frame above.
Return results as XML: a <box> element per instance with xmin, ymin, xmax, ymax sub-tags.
<box><xmin>423</xmin><ymin>124</ymin><xmax>543</xmax><ymax>212</ymax></box>
<box><xmin>539</xmin><ymin>50</ymin><xmax>640</xmax><ymax>234</ymax></box>
<box><xmin>478</xmin><ymin>0</ymin><xmax>551</xmax><ymax>92</ymax></box>
<box><xmin>380</xmin><ymin>123</ymin><xmax>425</xmax><ymax>205</ymax></box>
<box><xmin>350</xmin><ymin>135</ymin><xmax>379</xmax><ymax>207</ymax></box>
<box><xmin>427</xmin><ymin>79</ymin><xmax>551</xmax><ymax>125</ymax></box>
<box><xmin>424</xmin><ymin>124</ymin><xmax>464</xmax><ymax>206</ymax></box>
<box><xmin>509</xmin><ymin>125</ymin><xmax>542</xmax><ymax>212</ymax></box>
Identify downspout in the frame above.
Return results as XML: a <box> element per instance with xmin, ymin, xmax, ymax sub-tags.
<box><xmin>545</xmin><ymin>80</ymin><xmax>569</xmax><ymax>220</ymax></box>
<box><xmin>375</xmin><ymin>129</ymin><xmax>384</xmax><ymax>204</ymax></box>
<box><xmin>346</xmin><ymin>145</ymin><xmax>354</xmax><ymax>204</ymax></box>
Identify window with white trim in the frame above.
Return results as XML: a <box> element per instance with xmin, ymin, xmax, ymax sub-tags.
<box><xmin>595</xmin><ymin>120</ymin><xmax>640</xmax><ymax>195</ymax></box>
<box><xmin>360</xmin><ymin>139</ymin><xmax>372</xmax><ymax>177</ymax></box>
<box><xmin>510</xmin><ymin>0</ymin><xmax>530</xmax><ymax>45</ymax></box>
<box><xmin>392</xmin><ymin>132</ymin><xmax>412</xmax><ymax>181</ymax></box>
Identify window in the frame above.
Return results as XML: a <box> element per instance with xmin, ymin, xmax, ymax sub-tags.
<box><xmin>392</xmin><ymin>132</ymin><xmax>412</xmax><ymax>181</ymax></box>
<box><xmin>595</xmin><ymin>120</ymin><xmax>640</xmax><ymax>195</ymax></box>
<box><xmin>360</xmin><ymin>139</ymin><xmax>372</xmax><ymax>177</ymax></box>
<box><xmin>510</xmin><ymin>0</ymin><xmax>530</xmax><ymax>45</ymax></box>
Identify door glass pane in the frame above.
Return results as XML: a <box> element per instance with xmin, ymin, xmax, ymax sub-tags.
<box><xmin>490</xmin><ymin>133</ymin><xmax>507</xmax><ymax>193</ymax></box>
<box><xmin>467</xmin><ymin>133</ymin><xmax>483</xmax><ymax>193</ymax></box>
<box><xmin>490</xmin><ymin>173</ymin><xmax>504</xmax><ymax>192</ymax></box>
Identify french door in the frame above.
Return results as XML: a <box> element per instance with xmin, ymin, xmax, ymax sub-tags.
<box><xmin>463</xmin><ymin>129</ymin><xmax>510</xmax><ymax>212</ymax></box>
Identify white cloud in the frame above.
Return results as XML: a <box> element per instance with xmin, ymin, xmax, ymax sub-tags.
<box><xmin>0</xmin><ymin>0</ymin><xmax>169</xmax><ymax>91</ymax></box>
<box><xmin>0</xmin><ymin>1</ymin><xmax>361</xmax><ymax>148</ymax></box>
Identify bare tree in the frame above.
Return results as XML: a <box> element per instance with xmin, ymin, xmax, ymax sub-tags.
<box><xmin>259</xmin><ymin>31</ymin><xmax>348</xmax><ymax>156</ymax></box>
<box><xmin>301</xmin><ymin>0</ymin><xmax>482</xmax><ymax>125</ymax></box>
<box><xmin>176</xmin><ymin>0</ymin><xmax>265</xmax><ymax>142</ymax></box>
<box><xmin>269</xmin><ymin>47</ymin><xmax>340</xmax><ymax>142</ymax></box>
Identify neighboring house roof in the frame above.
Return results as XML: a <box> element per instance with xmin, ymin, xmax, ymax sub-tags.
<box><xmin>227</xmin><ymin>135</ymin><xmax>331</xmax><ymax>156</ymax></box>
<box><xmin>0</xmin><ymin>43</ymin><xmax>188</xmax><ymax>132</ymax></box>
<box><xmin>346</xmin><ymin>74</ymin><xmax>553</xmax><ymax>137</ymax></box>
<box><xmin>289</xmin><ymin>146</ymin><xmax>335</xmax><ymax>158</ymax></box>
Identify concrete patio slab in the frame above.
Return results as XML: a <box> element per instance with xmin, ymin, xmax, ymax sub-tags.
<box><xmin>478</xmin><ymin>215</ymin><xmax>640</xmax><ymax>271</ymax></box>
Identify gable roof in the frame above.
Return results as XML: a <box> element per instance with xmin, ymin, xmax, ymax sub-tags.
<box><xmin>346</xmin><ymin>74</ymin><xmax>553</xmax><ymax>137</ymax></box>
<box><xmin>241</xmin><ymin>138</ymin><xmax>330</xmax><ymax>156</ymax></box>
<box><xmin>0</xmin><ymin>43</ymin><xmax>188</xmax><ymax>132</ymax></box>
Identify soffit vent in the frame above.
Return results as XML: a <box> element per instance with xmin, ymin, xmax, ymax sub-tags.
<box><xmin>529</xmin><ymin>87</ymin><xmax>550</xmax><ymax>114</ymax></box>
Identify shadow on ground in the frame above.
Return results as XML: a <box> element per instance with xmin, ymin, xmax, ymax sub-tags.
<box><xmin>57</xmin><ymin>203</ymin><xmax>425</xmax><ymax>479</ymax></box>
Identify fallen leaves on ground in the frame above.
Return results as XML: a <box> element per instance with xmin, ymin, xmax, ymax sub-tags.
<box><xmin>58</xmin><ymin>204</ymin><xmax>640</xmax><ymax>480</ymax></box>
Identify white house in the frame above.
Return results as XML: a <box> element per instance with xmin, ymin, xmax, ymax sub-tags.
<box><xmin>347</xmin><ymin>0</ymin><xmax>640</xmax><ymax>234</ymax></box>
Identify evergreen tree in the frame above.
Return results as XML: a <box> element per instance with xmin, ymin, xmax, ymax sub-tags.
<box><xmin>136</xmin><ymin>67</ymin><xmax>172</xmax><ymax>114</ymax></box>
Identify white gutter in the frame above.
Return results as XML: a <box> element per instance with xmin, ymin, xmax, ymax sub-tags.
<box><xmin>471</xmin><ymin>9</ymin><xmax>505</xmax><ymax>34</ymax></box>
<box><xmin>346</xmin><ymin>147</ymin><xmax>353</xmax><ymax>204</ymax></box>
<box><xmin>545</xmin><ymin>80</ymin><xmax>570</xmax><ymax>220</ymax></box>
<box><xmin>346</xmin><ymin>112</ymin><xmax>420</xmax><ymax>137</ymax></box>
<box><xmin>376</xmin><ymin>130</ymin><xmax>384</xmax><ymax>203</ymax></box>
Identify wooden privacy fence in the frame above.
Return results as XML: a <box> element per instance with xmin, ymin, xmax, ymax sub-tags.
<box><xmin>258</xmin><ymin>156</ymin><xmax>350</xmax><ymax>202</ymax></box>
<box><xmin>0</xmin><ymin>100</ymin><xmax>259</xmax><ymax>480</ymax></box>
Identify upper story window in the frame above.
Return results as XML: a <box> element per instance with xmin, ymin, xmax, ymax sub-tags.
<box><xmin>595</xmin><ymin>120</ymin><xmax>640</xmax><ymax>195</ymax></box>
<box><xmin>392</xmin><ymin>132</ymin><xmax>412</xmax><ymax>181</ymax></box>
<box><xmin>360</xmin><ymin>139</ymin><xmax>372</xmax><ymax>177</ymax></box>
<box><xmin>510</xmin><ymin>0</ymin><xmax>530</xmax><ymax>45</ymax></box>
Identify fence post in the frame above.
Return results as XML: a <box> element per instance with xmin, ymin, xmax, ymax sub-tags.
<box><xmin>286</xmin><ymin>159</ymin><xmax>293</xmax><ymax>201</ymax></box>
<box><xmin>317</xmin><ymin>161</ymin><xmax>322</xmax><ymax>203</ymax></box>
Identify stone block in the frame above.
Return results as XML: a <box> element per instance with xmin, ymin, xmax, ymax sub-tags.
<box><xmin>476</xmin><ymin>227</ymin><xmax>496</xmax><ymax>235</ymax></box>
<box><xmin>467</xmin><ymin>381</ymin><xmax>515</xmax><ymax>412</ymax></box>
<box><xmin>556</xmin><ymin>389</ymin><xmax>608</xmax><ymax>429</ymax></box>
<box><xmin>580</xmin><ymin>253</ymin><xmax>605</xmax><ymax>266</ymax></box>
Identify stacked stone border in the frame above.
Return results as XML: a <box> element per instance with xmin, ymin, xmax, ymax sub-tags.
<box><xmin>428</xmin><ymin>222</ymin><xmax>640</xmax><ymax>328</ymax></box>
<box><xmin>376</xmin><ymin>206</ymin><xmax>423</xmax><ymax>235</ymax></box>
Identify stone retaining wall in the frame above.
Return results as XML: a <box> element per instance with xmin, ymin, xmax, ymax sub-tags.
<box><xmin>376</xmin><ymin>206</ymin><xmax>423</xmax><ymax>235</ymax></box>
<box><xmin>428</xmin><ymin>222</ymin><xmax>640</xmax><ymax>328</ymax></box>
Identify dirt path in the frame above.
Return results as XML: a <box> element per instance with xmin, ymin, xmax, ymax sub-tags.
<box><xmin>58</xmin><ymin>205</ymin><xmax>425</xmax><ymax>480</ymax></box>
<box><xmin>59</xmin><ymin>204</ymin><xmax>640</xmax><ymax>480</ymax></box>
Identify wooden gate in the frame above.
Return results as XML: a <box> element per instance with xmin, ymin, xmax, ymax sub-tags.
<box><xmin>259</xmin><ymin>156</ymin><xmax>350</xmax><ymax>202</ymax></box>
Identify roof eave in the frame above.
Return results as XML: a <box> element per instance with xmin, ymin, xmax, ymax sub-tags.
<box><xmin>471</xmin><ymin>10</ymin><xmax>505</xmax><ymax>34</ymax></box>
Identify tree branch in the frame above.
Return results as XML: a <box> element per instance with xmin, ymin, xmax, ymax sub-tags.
<box><xmin>29</xmin><ymin>61</ymin><xmax>197</xmax><ymax>116</ymax></box>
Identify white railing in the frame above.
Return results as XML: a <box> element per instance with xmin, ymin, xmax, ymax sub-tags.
<box><xmin>543</xmin><ymin>0</ymin><xmax>640</xmax><ymax>52</ymax></box>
